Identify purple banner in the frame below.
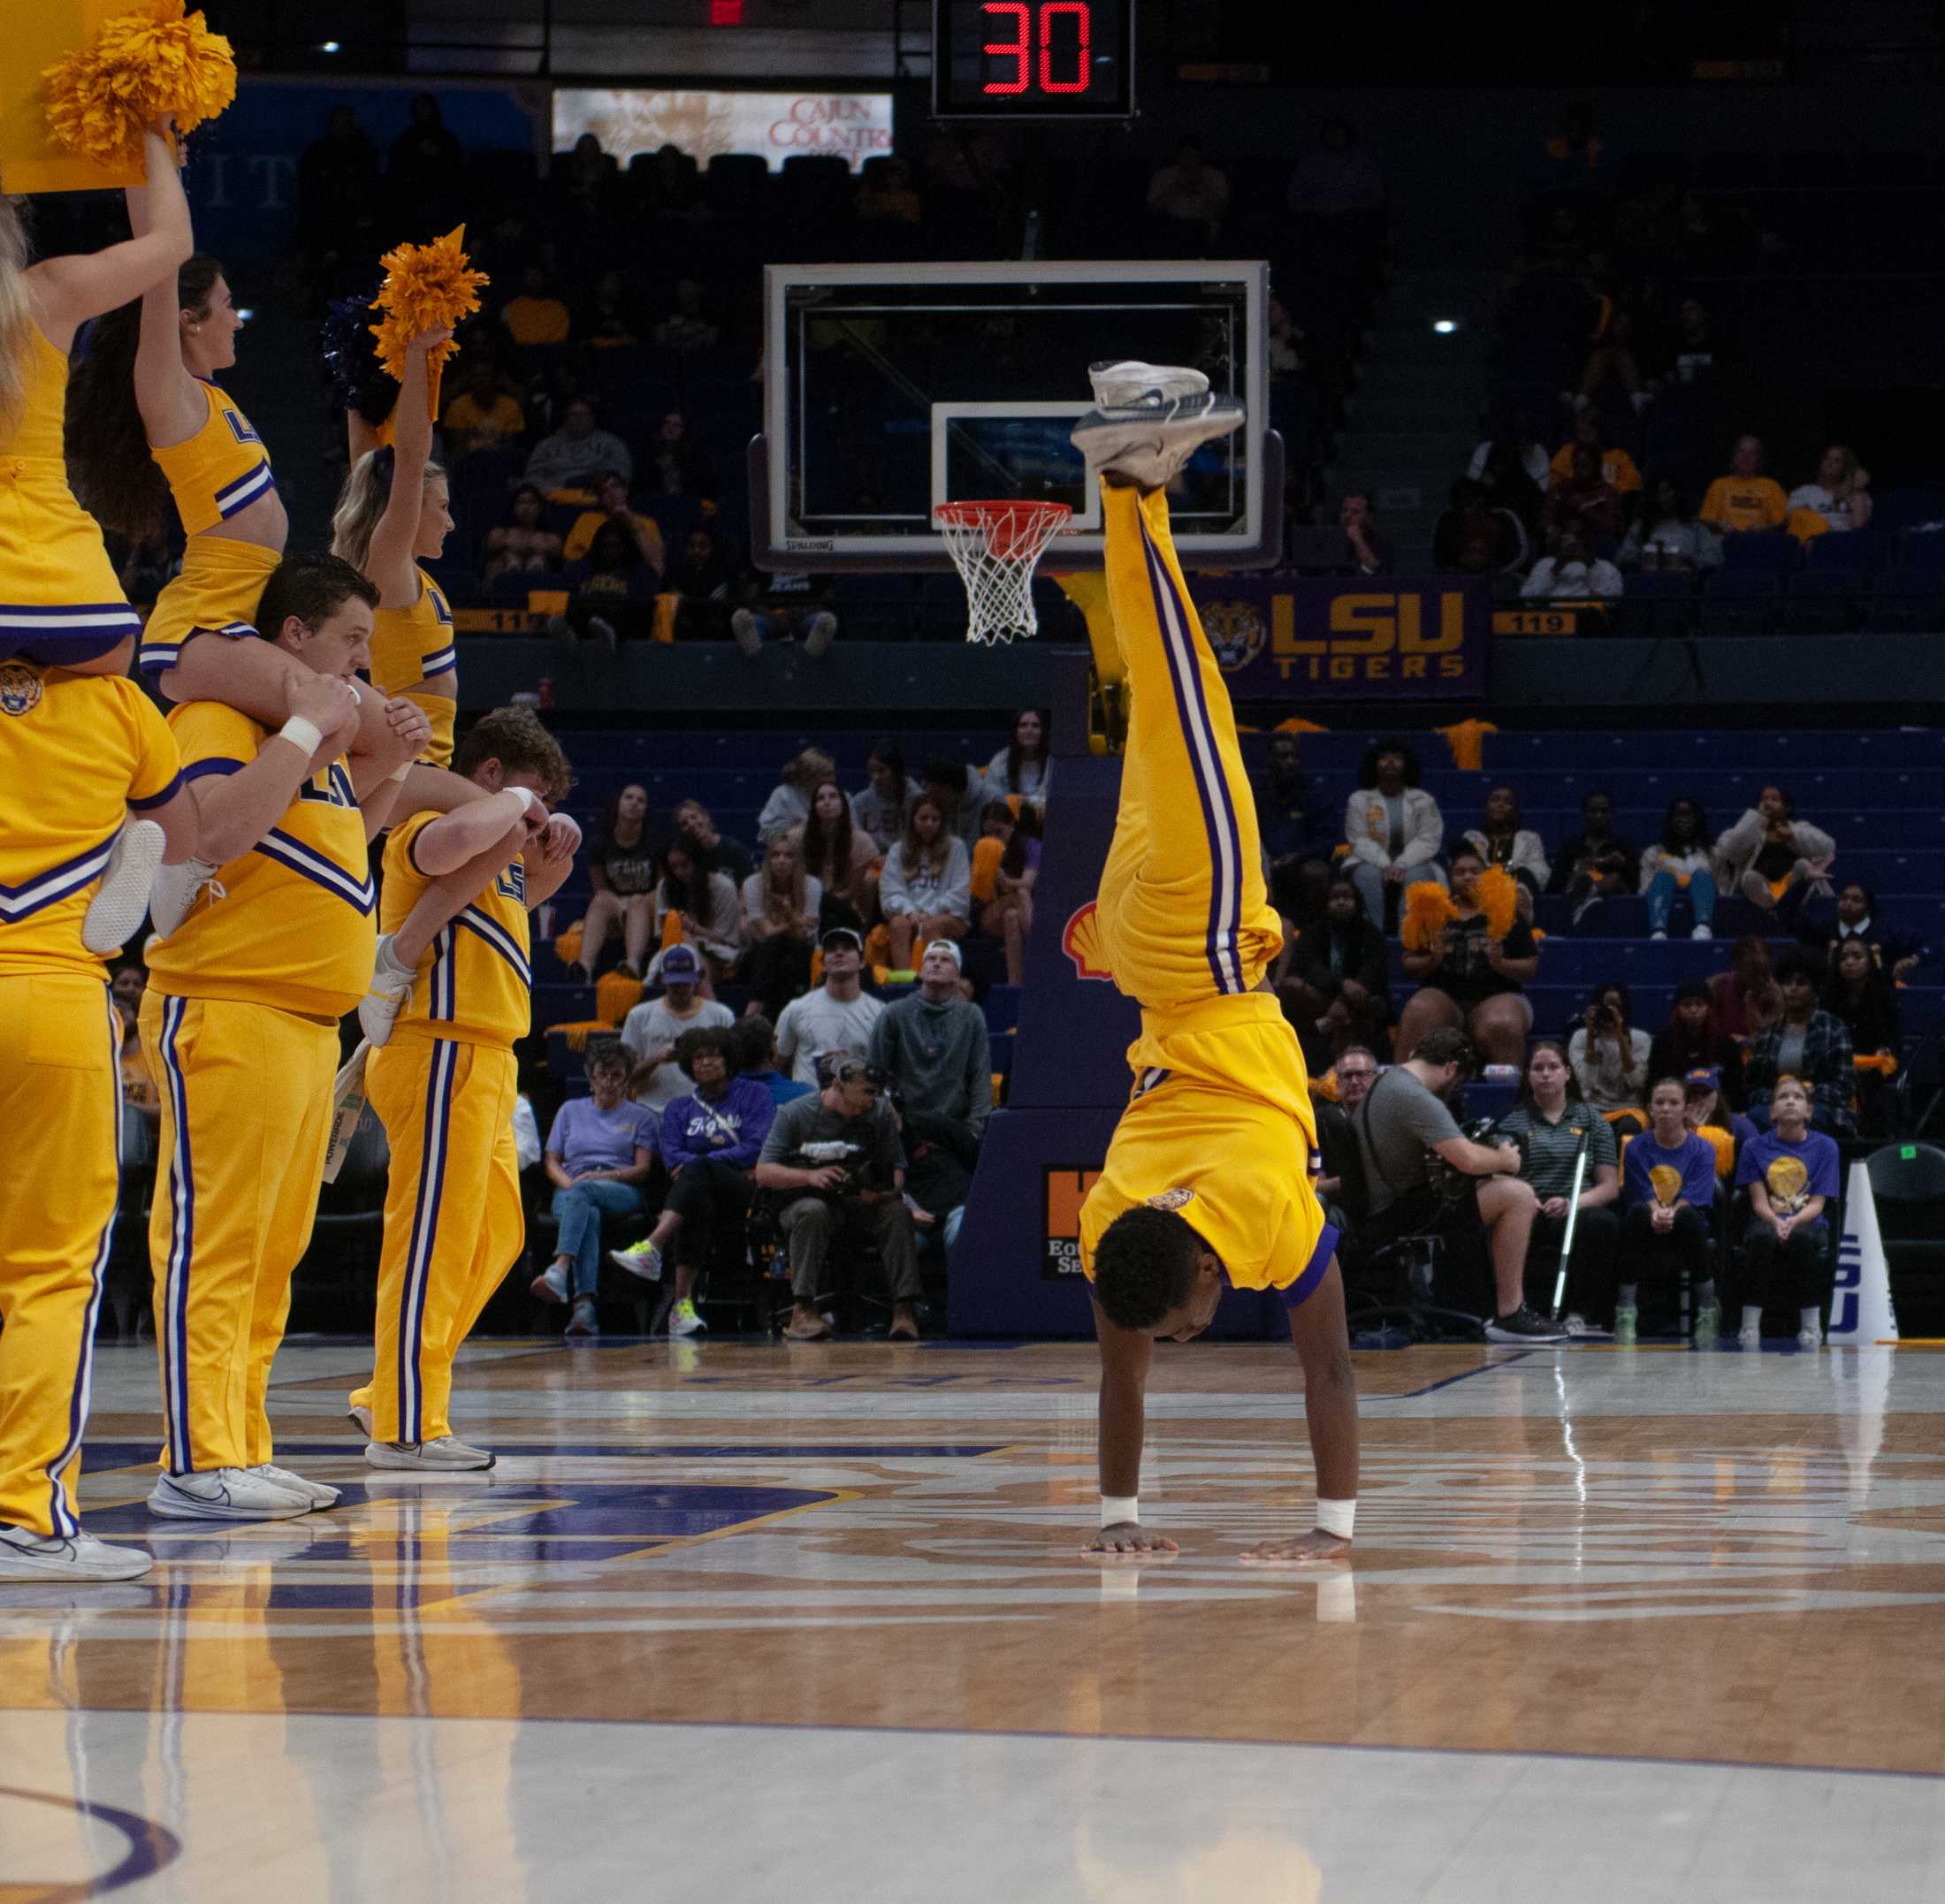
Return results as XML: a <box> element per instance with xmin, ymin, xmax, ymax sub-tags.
<box><xmin>1186</xmin><ymin>575</ymin><xmax>1490</xmax><ymax>700</ymax></box>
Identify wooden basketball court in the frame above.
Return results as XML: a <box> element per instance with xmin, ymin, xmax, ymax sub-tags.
<box><xmin>4</xmin><ymin>1337</ymin><xmax>1944</xmax><ymax>1900</ymax></box>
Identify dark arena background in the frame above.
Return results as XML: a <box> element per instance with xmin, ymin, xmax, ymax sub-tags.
<box><xmin>3</xmin><ymin>3</ymin><xmax>1944</xmax><ymax>1898</ymax></box>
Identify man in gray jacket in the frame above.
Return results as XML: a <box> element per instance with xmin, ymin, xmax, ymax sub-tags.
<box><xmin>869</xmin><ymin>941</ymin><xmax>992</xmax><ymax>1147</ymax></box>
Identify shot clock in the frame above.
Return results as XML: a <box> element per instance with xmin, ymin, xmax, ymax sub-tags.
<box><xmin>932</xmin><ymin>0</ymin><xmax>1136</xmax><ymax>119</ymax></box>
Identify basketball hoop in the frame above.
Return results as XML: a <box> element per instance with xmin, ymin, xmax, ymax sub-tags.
<box><xmin>933</xmin><ymin>499</ymin><xmax>1072</xmax><ymax>645</ymax></box>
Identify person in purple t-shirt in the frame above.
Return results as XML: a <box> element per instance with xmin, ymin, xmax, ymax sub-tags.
<box><xmin>1735</xmin><ymin>1077</ymin><xmax>1840</xmax><ymax>1351</ymax></box>
<box><xmin>1617</xmin><ymin>1077</ymin><xmax>1720</xmax><ymax>1345</ymax></box>
<box><xmin>532</xmin><ymin>1046</ymin><xmax>659</xmax><ymax>1337</ymax></box>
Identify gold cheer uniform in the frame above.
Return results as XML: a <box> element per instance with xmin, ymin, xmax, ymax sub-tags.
<box><xmin>368</xmin><ymin>568</ymin><xmax>458</xmax><ymax>767</ymax></box>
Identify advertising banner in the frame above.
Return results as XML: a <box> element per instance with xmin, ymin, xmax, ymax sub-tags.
<box><xmin>553</xmin><ymin>88</ymin><xmax>893</xmax><ymax>173</ymax></box>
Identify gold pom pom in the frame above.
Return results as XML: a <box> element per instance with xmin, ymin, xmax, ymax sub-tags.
<box><xmin>1476</xmin><ymin>864</ymin><xmax>1520</xmax><ymax>942</ymax></box>
<box><xmin>369</xmin><ymin>225</ymin><xmax>490</xmax><ymax>385</ymax></box>
<box><xmin>1401</xmin><ymin>880</ymin><xmax>1459</xmax><ymax>953</ymax></box>
<box><xmin>44</xmin><ymin>1</ymin><xmax>237</xmax><ymax>171</ymax></box>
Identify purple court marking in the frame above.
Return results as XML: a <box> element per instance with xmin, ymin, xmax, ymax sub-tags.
<box><xmin>0</xmin><ymin>1785</ymin><xmax>181</xmax><ymax>1898</ymax></box>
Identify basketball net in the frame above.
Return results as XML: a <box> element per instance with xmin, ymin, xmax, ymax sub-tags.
<box><xmin>934</xmin><ymin>499</ymin><xmax>1072</xmax><ymax>645</ymax></box>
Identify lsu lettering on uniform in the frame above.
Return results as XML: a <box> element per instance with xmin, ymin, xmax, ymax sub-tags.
<box><xmin>1077</xmin><ymin>483</ymin><xmax>1339</xmax><ymax>1303</ymax></box>
<box><xmin>0</xmin><ymin>665</ymin><xmax>180</xmax><ymax>1536</ymax></box>
<box><xmin>368</xmin><ymin>569</ymin><xmax>458</xmax><ymax>768</ymax></box>
<box><xmin>348</xmin><ymin>810</ymin><xmax>530</xmax><ymax>1444</ymax></box>
<box><xmin>136</xmin><ymin>378</ymin><xmax>281</xmax><ymax>683</ymax></box>
<box><xmin>0</xmin><ymin>327</ymin><xmax>143</xmax><ymax>666</ymax></box>
<box><xmin>142</xmin><ymin>701</ymin><xmax>376</xmax><ymax>1476</ymax></box>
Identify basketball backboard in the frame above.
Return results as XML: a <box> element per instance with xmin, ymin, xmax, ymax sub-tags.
<box><xmin>750</xmin><ymin>261</ymin><xmax>1279</xmax><ymax>573</ymax></box>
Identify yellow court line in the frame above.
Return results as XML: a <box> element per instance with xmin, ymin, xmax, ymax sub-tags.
<box><xmin>629</xmin><ymin>1488</ymin><xmax>865</xmax><ymax>1564</ymax></box>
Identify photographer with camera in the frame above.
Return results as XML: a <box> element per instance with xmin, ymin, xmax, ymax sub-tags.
<box><xmin>1567</xmin><ymin>980</ymin><xmax>1652</xmax><ymax>1132</ymax></box>
<box><xmin>1348</xmin><ymin>1027</ymin><xmax>1567</xmax><ymax>1343</ymax></box>
<box><xmin>756</xmin><ymin>1056</ymin><xmax>921</xmax><ymax>1343</ymax></box>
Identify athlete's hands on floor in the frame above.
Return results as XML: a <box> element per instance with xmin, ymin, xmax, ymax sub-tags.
<box><xmin>538</xmin><ymin>812</ymin><xmax>582</xmax><ymax>862</ymax></box>
<box><xmin>1239</xmin><ymin>1530</ymin><xmax>1353</xmax><ymax>1565</ymax></box>
<box><xmin>1087</xmin><ymin>1521</ymin><xmax>1178</xmax><ymax>1557</ymax></box>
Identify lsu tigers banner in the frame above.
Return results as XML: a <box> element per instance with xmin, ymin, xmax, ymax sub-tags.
<box><xmin>1187</xmin><ymin>575</ymin><xmax>1491</xmax><ymax>701</ymax></box>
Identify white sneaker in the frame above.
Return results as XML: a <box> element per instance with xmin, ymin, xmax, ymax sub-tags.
<box><xmin>347</xmin><ymin>1404</ymin><xmax>373</xmax><ymax>1437</ymax></box>
<box><xmin>1650</xmin><ymin>928</ymin><xmax>1668</xmax><ymax>941</ymax></box>
<box><xmin>668</xmin><ymin>1299</ymin><xmax>706</xmax><ymax>1337</ymax></box>
<box><xmin>249</xmin><ymin>1463</ymin><xmax>340</xmax><ymax>1509</ymax></box>
<box><xmin>1739</xmin><ymin>1322</ymin><xmax>1762</xmax><ymax>1350</ymax></box>
<box><xmin>1797</xmin><ymin>1325</ymin><xmax>1822</xmax><ymax>1351</ymax></box>
<box><xmin>357</xmin><ymin>933</ymin><xmax>417</xmax><ymax>1047</ymax></box>
<box><xmin>1069</xmin><ymin>385</ymin><xmax>1246</xmax><ymax>491</ymax></box>
<box><xmin>81</xmin><ymin>819</ymin><xmax>167</xmax><ymax>954</ymax></box>
<box><xmin>148</xmin><ymin>1467</ymin><xmax>313</xmax><ymax>1521</ymax></box>
<box><xmin>1088</xmin><ymin>360</ymin><xmax>1210</xmax><ymax>408</ymax></box>
<box><xmin>364</xmin><ymin>1436</ymin><xmax>496</xmax><ymax>1472</ymax></box>
<box><xmin>530</xmin><ymin>1262</ymin><xmax>568</xmax><ymax>1305</ymax></box>
<box><xmin>147</xmin><ymin>856</ymin><xmax>222</xmax><ymax>940</ymax></box>
<box><xmin>0</xmin><ymin>1522</ymin><xmax>153</xmax><ymax>1582</ymax></box>
<box><xmin>1691</xmin><ymin>923</ymin><xmax>1713</xmax><ymax>941</ymax></box>
<box><xmin>730</xmin><ymin>608</ymin><xmax>763</xmax><ymax>657</ymax></box>
<box><xmin>610</xmin><ymin>1240</ymin><xmax>663</xmax><ymax>1282</ymax></box>
<box><xmin>802</xmin><ymin>610</ymin><xmax>837</xmax><ymax>658</ymax></box>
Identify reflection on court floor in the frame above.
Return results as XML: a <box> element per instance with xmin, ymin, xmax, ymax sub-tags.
<box><xmin>4</xmin><ymin>1339</ymin><xmax>1945</xmax><ymax>1901</ymax></box>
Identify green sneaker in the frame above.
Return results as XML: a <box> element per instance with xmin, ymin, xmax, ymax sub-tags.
<box><xmin>1694</xmin><ymin>1302</ymin><xmax>1720</xmax><ymax>1347</ymax></box>
<box><xmin>608</xmin><ymin>1239</ymin><xmax>662</xmax><ymax>1283</ymax></box>
<box><xmin>1613</xmin><ymin>1305</ymin><xmax>1638</xmax><ymax>1346</ymax></box>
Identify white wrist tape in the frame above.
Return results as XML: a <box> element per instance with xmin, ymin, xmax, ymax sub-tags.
<box><xmin>1316</xmin><ymin>1497</ymin><xmax>1356</xmax><ymax>1541</ymax></box>
<box><xmin>509</xmin><ymin>787</ymin><xmax>539</xmax><ymax>816</ymax></box>
<box><xmin>1101</xmin><ymin>1495</ymin><xmax>1138</xmax><ymax>1527</ymax></box>
<box><xmin>278</xmin><ymin>716</ymin><xmax>324</xmax><ymax>758</ymax></box>
<box><xmin>389</xmin><ymin>762</ymin><xmax>412</xmax><ymax>782</ymax></box>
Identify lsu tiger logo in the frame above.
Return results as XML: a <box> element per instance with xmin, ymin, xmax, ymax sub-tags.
<box><xmin>0</xmin><ymin>662</ymin><xmax>43</xmax><ymax>716</ymax></box>
<box><xmin>1765</xmin><ymin>1154</ymin><xmax>1811</xmax><ymax>1216</ymax></box>
<box><xmin>1201</xmin><ymin>599</ymin><xmax>1268</xmax><ymax>673</ymax></box>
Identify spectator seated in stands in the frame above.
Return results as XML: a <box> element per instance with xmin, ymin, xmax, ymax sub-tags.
<box><xmin>674</xmin><ymin>797</ymin><xmax>752</xmax><ymax>889</ymax></box>
<box><xmin>850</xmin><ymin>739</ymin><xmax>920</xmax><ymax>856</ymax></box>
<box><xmin>1146</xmin><ymin>136</ymin><xmax>1230</xmax><ymax>246</ymax></box>
<box><xmin>758</xmin><ymin>748</ymin><xmax>839</xmax><ymax>842</ymax></box>
<box><xmin>983</xmin><ymin>707</ymin><xmax>1052</xmax><ymax>808</ymax></box>
<box><xmin>1653</xmin><ymin>294</ymin><xmax>1729</xmax><ymax>400</ymax></box>
<box><xmin>534</xmin><ymin>1047</ymin><xmax>659</xmax><ymax>1338</ymax></box>
<box><xmin>740</xmin><ymin>834</ymin><xmax>823</xmax><ymax>1020</ymax></box>
<box><xmin>1468</xmin><ymin>420</ymin><xmax>1551</xmax><ymax>491</ymax></box>
<box><xmin>793</xmin><ymin>777</ymin><xmax>881</xmax><ymax>930</ymax></box>
<box><xmin>654</xmin><ymin>838</ymin><xmax>742</xmax><ymax>981</ymax></box>
<box><xmin>1522</xmin><ymin>528</ymin><xmax>1623</xmax><ymax>601</ymax></box>
<box><xmin>1277</xmin><ymin>872</ymin><xmax>1391</xmax><ymax>1068</ymax></box>
<box><xmin>1498</xmin><ymin>1040</ymin><xmax>1621</xmax><ymax>1327</ymax></box>
<box><xmin>1822</xmin><ymin>936</ymin><xmax>1900</xmax><ymax>1132</ymax></box>
<box><xmin>774</xmin><ymin>928</ymin><xmax>885</xmax><ymax>1087</ymax></box>
<box><xmin>1710</xmin><ymin>934</ymin><xmax>1783</xmax><ymax>1043</ymax></box>
<box><xmin>482</xmin><ymin>485</ymin><xmax>562</xmax><ymax>587</ymax></box>
<box><xmin>1344</xmin><ymin>735</ymin><xmax>1445</xmax><ymax>930</ymax></box>
<box><xmin>1650</xmin><ymin>981</ymin><xmax>1747</xmax><ymax>1110</ymax></box>
<box><xmin>1266</xmin><ymin>293</ymin><xmax>1303</xmax><ymax>376</ymax></box>
<box><xmin>564</xmin><ymin>472</ymin><xmax>666</xmax><ymax>578</ymax></box>
<box><xmin>1735</xmin><ymin>1078</ymin><xmax>1839</xmax><ymax>1350</ymax></box>
<box><xmin>584</xmin><ymin>270</ymin><xmax>638</xmax><ymax>347</ymax></box>
<box><xmin>1618</xmin><ymin>477</ymin><xmax>1721</xmax><ymax>574</ymax></box>
<box><xmin>575</xmin><ymin>782</ymin><xmax>660</xmax><ymax>982</ymax></box>
<box><xmin>1346</xmin><ymin>1026</ymin><xmax>1560</xmax><ymax>1343</ymax></box>
<box><xmin>1433</xmin><ymin>478</ymin><xmax>1528</xmax><ymax>577</ymax></box>
<box><xmin>1684</xmin><ymin>1066</ymin><xmax>1758</xmax><ymax>1180</ymax></box>
<box><xmin>1713</xmin><ymin>784</ymin><xmax>1835</xmax><ymax>919</ymax></box>
<box><xmin>608</xmin><ymin>1025</ymin><xmax>776</xmax><ymax>1337</ymax></box>
<box><xmin>388</xmin><ymin>92</ymin><xmax>465</xmax><ymax>225</ymax></box>
<box><xmin>645</xmin><ymin>411</ymin><xmax>718</xmax><ymax>500</ymax></box>
<box><xmin>562</xmin><ymin>522</ymin><xmax>659</xmax><ymax>644</ymax></box>
<box><xmin>1616</xmin><ymin>1078</ymin><xmax>1721</xmax><ymax>1345</ymax></box>
<box><xmin>880</xmin><ymin>796</ymin><xmax>973</xmax><ymax>971</ymax></box>
<box><xmin>1285</xmin><ymin>117</ymin><xmax>1386</xmax><ymax>246</ymax></box>
<box><xmin>1396</xmin><ymin>847</ymin><xmax>1539</xmax><ymax>1070</ymax></box>
<box><xmin>1462</xmin><ymin>785</ymin><xmax>1549</xmax><ymax>914</ymax></box>
<box><xmin>442</xmin><ymin>359</ymin><xmax>527</xmax><ymax>462</ymax></box>
<box><xmin>663</xmin><ymin>527</ymin><xmax>736</xmax><ymax>642</ymax></box>
<box><xmin>1312</xmin><ymin>1042</ymin><xmax>1377</xmax><ymax>1222</ymax></box>
<box><xmin>1548</xmin><ymin>789</ymin><xmax>1639</xmax><ymax>927</ymax></box>
<box><xmin>731</xmin><ymin>1014</ymin><xmax>815</xmax><ymax>1110</ymax></box>
<box><xmin>1743</xmin><ymin>953</ymin><xmax>1856</xmax><ymax>1139</ymax></box>
<box><xmin>1538</xmin><ymin>450</ymin><xmax>1625</xmax><ymax>552</ymax></box>
<box><xmin>1797</xmin><ymin>881</ymin><xmax>1922</xmax><ymax>984</ymax></box>
<box><xmin>922</xmin><ymin>756</ymin><xmax>998</xmax><ymax>856</ymax></box>
<box><xmin>1641</xmin><ymin>795</ymin><xmax>1716</xmax><ymax>941</ymax></box>
<box><xmin>1699</xmin><ymin>434</ymin><xmax>1789</xmax><ymax>538</ymax></box>
<box><xmin>524</xmin><ymin>396</ymin><xmax>632</xmax><ymax>499</ymax></box>
<box><xmin>870</xmin><ymin>940</ymin><xmax>991</xmax><ymax>1164</ymax></box>
<box><xmin>652</xmin><ymin>277</ymin><xmax>721</xmax><ymax>353</ymax></box>
<box><xmin>858</xmin><ymin>155</ymin><xmax>924</xmax><ymax>225</ymax></box>
<box><xmin>1567</xmin><ymin>981</ymin><xmax>1652</xmax><ymax>1132</ymax></box>
<box><xmin>1576</xmin><ymin>307</ymin><xmax>1647</xmax><ymax>414</ymax></box>
<box><xmin>1252</xmin><ymin>731</ymin><xmax>1331</xmax><ymax>924</ymax></box>
<box><xmin>1332</xmin><ymin>490</ymin><xmax>1391</xmax><ymax>575</ymax></box>
<box><xmin>1787</xmin><ymin>445</ymin><xmax>1873</xmax><ymax>541</ymax></box>
<box><xmin>1547</xmin><ymin>411</ymin><xmax>1641</xmax><ymax>506</ymax></box>
<box><xmin>730</xmin><ymin>572</ymin><xmax>838</xmax><ymax>659</ymax></box>
<box><xmin>972</xmin><ymin>802</ymin><xmax>1040</xmax><ymax>988</ymax></box>
<box><xmin>757</xmin><ymin>1057</ymin><xmax>922</xmax><ymax>1342</ymax></box>
<box><xmin>111</xmin><ymin>960</ymin><xmax>159</xmax><ymax>1160</ymax></box>
<box><xmin>620</xmin><ymin>945</ymin><xmax>736</xmax><ymax>1123</ymax></box>
<box><xmin>500</xmin><ymin>262</ymin><xmax>572</xmax><ymax>348</ymax></box>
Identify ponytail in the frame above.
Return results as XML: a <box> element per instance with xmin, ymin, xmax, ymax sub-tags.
<box><xmin>332</xmin><ymin>446</ymin><xmax>446</xmax><ymax>574</ymax></box>
<box><xmin>0</xmin><ymin>197</ymin><xmax>34</xmax><ymax>436</ymax></box>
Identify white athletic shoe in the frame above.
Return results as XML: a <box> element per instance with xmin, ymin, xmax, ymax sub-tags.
<box><xmin>1691</xmin><ymin>923</ymin><xmax>1713</xmax><ymax>941</ymax></box>
<box><xmin>610</xmin><ymin>1239</ymin><xmax>663</xmax><ymax>1283</ymax></box>
<box><xmin>530</xmin><ymin>1262</ymin><xmax>569</xmax><ymax>1305</ymax></box>
<box><xmin>357</xmin><ymin>933</ymin><xmax>417</xmax><ymax>1047</ymax></box>
<box><xmin>347</xmin><ymin>1404</ymin><xmax>374</xmax><ymax>1437</ymax></box>
<box><xmin>1088</xmin><ymin>360</ymin><xmax>1211</xmax><ymax>408</ymax></box>
<box><xmin>0</xmin><ymin>1522</ymin><xmax>154</xmax><ymax>1582</ymax></box>
<box><xmin>1069</xmin><ymin>385</ymin><xmax>1246</xmax><ymax>491</ymax></box>
<box><xmin>249</xmin><ymin>1463</ymin><xmax>341</xmax><ymax>1509</ymax></box>
<box><xmin>80</xmin><ymin>819</ymin><xmax>167</xmax><ymax>954</ymax></box>
<box><xmin>667</xmin><ymin>1299</ymin><xmax>706</xmax><ymax>1337</ymax></box>
<box><xmin>1796</xmin><ymin>1324</ymin><xmax>1822</xmax><ymax>1351</ymax></box>
<box><xmin>148</xmin><ymin>1467</ymin><xmax>313</xmax><ymax>1521</ymax></box>
<box><xmin>1739</xmin><ymin>1322</ymin><xmax>1763</xmax><ymax>1350</ymax></box>
<box><xmin>364</xmin><ymin>1437</ymin><xmax>496</xmax><ymax>1472</ymax></box>
<box><xmin>147</xmin><ymin>856</ymin><xmax>223</xmax><ymax>941</ymax></box>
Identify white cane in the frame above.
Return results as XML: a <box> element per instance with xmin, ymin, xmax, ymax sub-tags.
<box><xmin>1549</xmin><ymin>1131</ymin><xmax>1590</xmax><ymax>1321</ymax></box>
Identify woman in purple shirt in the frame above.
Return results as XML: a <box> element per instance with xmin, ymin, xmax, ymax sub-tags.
<box><xmin>607</xmin><ymin>1027</ymin><xmax>774</xmax><ymax>1337</ymax></box>
<box><xmin>1617</xmin><ymin>1077</ymin><xmax>1721</xmax><ymax>1345</ymax></box>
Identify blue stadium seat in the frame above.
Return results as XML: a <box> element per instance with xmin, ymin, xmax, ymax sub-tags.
<box><xmin>1804</xmin><ymin>530</ymin><xmax>1889</xmax><ymax>573</ymax></box>
<box><xmin>1619</xmin><ymin>571</ymin><xmax>1696</xmax><ymax>636</ymax></box>
<box><xmin>1896</xmin><ymin>530</ymin><xmax>1945</xmax><ymax>570</ymax></box>
<box><xmin>1720</xmin><ymin>530</ymin><xmax>1801</xmax><ymax>574</ymax></box>
<box><xmin>1697</xmin><ymin>571</ymin><xmax>1779</xmax><ymax>636</ymax></box>
<box><xmin>1868</xmin><ymin>570</ymin><xmax>1945</xmax><ymax>632</ymax></box>
<box><xmin>1781</xmin><ymin>570</ymin><xmax>1859</xmax><ymax>633</ymax></box>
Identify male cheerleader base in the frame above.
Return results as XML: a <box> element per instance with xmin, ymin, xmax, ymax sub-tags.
<box><xmin>1072</xmin><ymin>362</ymin><xmax>1357</xmax><ymax>1565</ymax></box>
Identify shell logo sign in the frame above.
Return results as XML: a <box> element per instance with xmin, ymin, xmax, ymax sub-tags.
<box><xmin>1062</xmin><ymin>902</ymin><xmax>1113</xmax><ymax>982</ymax></box>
